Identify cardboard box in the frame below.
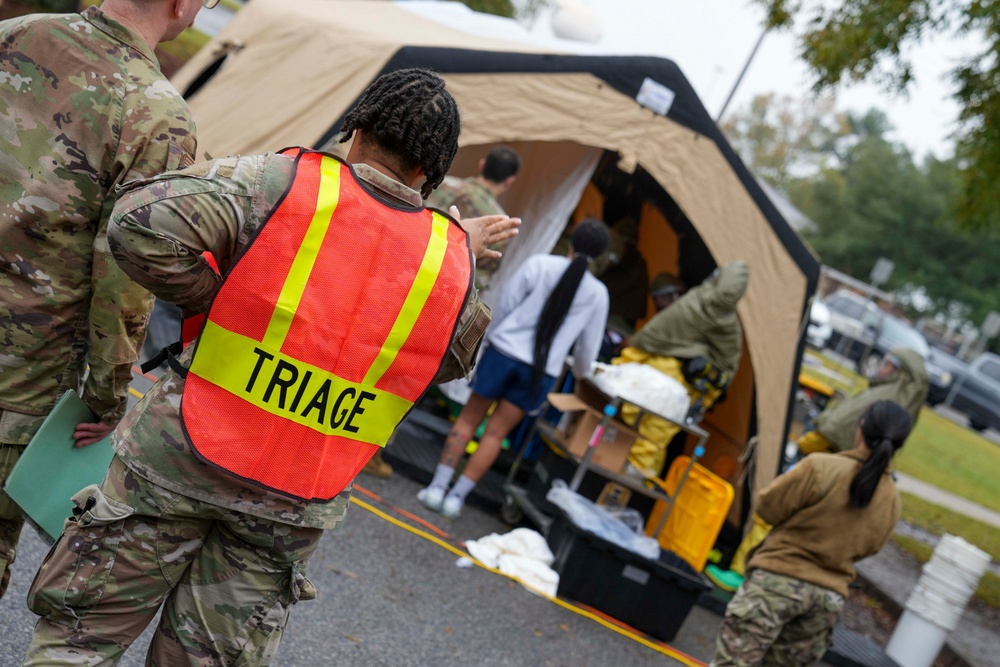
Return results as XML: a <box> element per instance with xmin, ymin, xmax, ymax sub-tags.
<box><xmin>546</xmin><ymin>393</ymin><xmax>641</xmax><ymax>473</ymax></box>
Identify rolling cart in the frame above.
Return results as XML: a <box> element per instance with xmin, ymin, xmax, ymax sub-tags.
<box><xmin>501</xmin><ymin>377</ymin><xmax>710</xmax><ymax>540</ymax></box>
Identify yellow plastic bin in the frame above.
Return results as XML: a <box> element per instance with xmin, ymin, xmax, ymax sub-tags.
<box><xmin>644</xmin><ymin>456</ymin><xmax>734</xmax><ymax>571</ymax></box>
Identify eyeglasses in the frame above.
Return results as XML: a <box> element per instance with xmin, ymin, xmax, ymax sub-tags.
<box><xmin>203</xmin><ymin>0</ymin><xmax>221</xmax><ymax>8</ymax></box>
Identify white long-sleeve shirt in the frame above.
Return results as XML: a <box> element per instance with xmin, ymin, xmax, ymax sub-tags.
<box><xmin>486</xmin><ymin>255</ymin><xmax>610</xmax><ymax>379</ymax></box>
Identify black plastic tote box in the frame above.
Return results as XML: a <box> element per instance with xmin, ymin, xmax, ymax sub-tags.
<box><xmin>546</xmin><ymin>505</ymin><xmax>711</xmax><ymax>642</ymax></box>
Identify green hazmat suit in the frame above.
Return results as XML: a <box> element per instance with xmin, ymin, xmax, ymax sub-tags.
<box><xmin>617</xmin><ymin>261</ymin><xmax>750</xmax><ymax>474</ymax></box>
<box><xmin>815</xmin><ymin>347</ymin><xmax>929</xmax><ymax>452</ymax></box>
<box><xmin>631</xmin><ymin>260</ymin><xmax>749</xmax><ymax>375</ymax></box>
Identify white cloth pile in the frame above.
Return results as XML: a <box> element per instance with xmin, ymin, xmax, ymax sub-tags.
<box><xmin>464</xmin><ymin>528</ymin><xmax>559</xmax><ymax>597</ymax></box>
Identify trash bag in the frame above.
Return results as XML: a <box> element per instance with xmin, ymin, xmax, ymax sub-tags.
<box><xmin>591</xmin><ymin>362</ymin><xmax>690</xmax><ymax>422</ymax></box>
<box><xmin>546</xmin><ymin>480</ymin><xmax>660</xmax><ymax>560</ymax></box>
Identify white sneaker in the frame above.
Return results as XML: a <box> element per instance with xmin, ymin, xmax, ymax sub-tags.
<box><xmin>417</xmin><ymin>486</ymin><xmax>445</xmax><ymax>512</ymax></box>
<box><xmin>441</xmin><ymin>495</ymin><xmax>463</xmax><ymax>520</ymax></box>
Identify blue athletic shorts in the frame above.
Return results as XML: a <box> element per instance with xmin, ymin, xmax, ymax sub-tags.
<box><xmin>472</xmin><ymin>347</ymin><xmax>557</xmax><ymax>413</ymax></box>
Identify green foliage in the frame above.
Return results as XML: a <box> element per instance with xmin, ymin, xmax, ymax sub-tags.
<box><xmin>455</xmin><ymin>0</ymin><xmax>551</xmax><ymax>21</ymax></box>
<box><xmin>457</xmin><ymin>0</ymin><xmax>517</xmax><ymax>18</ymax></box>
<box><xmin>721</xmin><ymin>94</ymin><xmax>850</xmax><ymax>188</ymax></box>
<box><xmin>756</xmin><ymin>0</ymin><xmax>1000</xmax><ymax>231</ymax></box>
<box><xmin>24</xmin><ymin>0</ymin><xmax>77</xmax><ymax>11</ymax></box>
<box><xmin>157</xmin><ymin>26</ymin><xmax>211</xmax><ymax>62</ymax></box>
<box><xmin>793</xmin><ymin>120</ymin><xmax>1000</xmax><ymax>325</ymax></box>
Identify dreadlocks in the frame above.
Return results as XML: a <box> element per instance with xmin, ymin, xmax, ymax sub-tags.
<box><xmin>340</xmin><ymin>68</ymin><xmax>461</xmax><ymax>198</ymax></box>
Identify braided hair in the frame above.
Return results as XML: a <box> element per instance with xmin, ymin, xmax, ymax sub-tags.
<box><xmin>849</xmin><ymin>400</ymin><xmax>912</xmax><ymax>508</ymax></box>
<box><xmin>532</xmin><ymin>219</ymin><xmax>611</xmax><ymax>388</ymax></box>
<box><xmin>339</xmin><ymin>68</ymin><xmax>461</xmax><ymax>198</ymax></box>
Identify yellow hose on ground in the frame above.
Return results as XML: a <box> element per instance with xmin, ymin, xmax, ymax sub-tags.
<box><xmin>125</xmin><ymin>374</ymin><xmax>706</xmax><ymax>667</ymax></box>
<box><xmin>351</xmin><ymin>496</ymin><xmax>706</xmax><ymax>667</ymax></box>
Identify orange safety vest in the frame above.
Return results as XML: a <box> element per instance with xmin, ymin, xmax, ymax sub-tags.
<box><xmin>182</xmin><ymin>148</ymin><xmax>473</xmax><ymax>501</ymax></box>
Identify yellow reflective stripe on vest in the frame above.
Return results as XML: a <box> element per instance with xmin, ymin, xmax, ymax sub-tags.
<box><xmin>362</xmin><ymin>211</ymin><xmax>451</xmax><ymax>386</ymax></box>
<box><xmin>191</xmin><ymin>320</ymin><xmax>412</xmax><ymax>446</ymax></box>
<box><xmin>262</xmin><ymin>157</ymin><xmax>341</xmax><ymax>350</ymax></box>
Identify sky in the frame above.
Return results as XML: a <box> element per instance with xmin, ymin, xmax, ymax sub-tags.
<box><xmin>524</xmin><ymin>0</ymin><xmax>986</xmax><ymax>161</ymax></box>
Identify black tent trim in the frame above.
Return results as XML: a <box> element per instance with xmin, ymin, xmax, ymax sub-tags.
<box><xmin>318</xmin><ymin>46</ymin><xmax>820</xmax><ymax>477</ymax></box>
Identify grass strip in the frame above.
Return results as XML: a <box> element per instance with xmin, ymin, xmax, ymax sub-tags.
<box><xmin>900</xmin><ymin>492</ymin><xmax>1000</xmax><ymax>561</ymax></box>
<box><xmin>892</xmin><ymin>534</ymin><xmax>1000</xmax><ymax>609</ymax></box>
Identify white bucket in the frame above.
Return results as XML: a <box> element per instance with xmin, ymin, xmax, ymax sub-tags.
<box><xmin>885</xmin><ymin>610</ymin><xmax>949</xmax><ymax>667</ymax></box>
<box><xmin>885</xmin><ymin>534</ymin><xmax>991</xmax><ymax>667</ymax></box>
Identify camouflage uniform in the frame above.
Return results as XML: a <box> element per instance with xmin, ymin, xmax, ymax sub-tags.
<box><xmin>0</xmin><ymin>7</ymin><xmax>196</xmax><ymax>597</ymax></box>
<box><xmin>711</xmin><ymin>569</ymin><xmax>845</xmax><ymax>667</ymax></box>
<box><xmin>426</xmin><ymin>175</ymin><xmax>507</xmax><ymax>290</ymax></box>
<box><xmin>25</xmin><ymin>153</ymin><xmax>489</xmax><ymax>665</ymax></box>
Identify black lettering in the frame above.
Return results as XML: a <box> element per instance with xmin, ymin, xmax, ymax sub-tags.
<box><xmin>344</xmin><ymin>391</ymin><xmax>377</xmax><ymax>434</ymax></box>
<box><xmin>330</xmin><ymin>388</ymin><xmax>356</xmax><ymax>429</ymax></box>
<box><xmin>289</xmin><ymin>370</ymin><xmax>313</xmax><ymax>412</ymax></box>
<box><xmin>263</xmin><ymin>360</ymin><xmax>298</xmax><ymax>409</ymax></box>
<box><xmin>246</xmin><ymin>348</ymin><xmax>275</xmax><ymax>393</ymax></box>
<box><xmin>301</xmin><ymin>379</ymin><xmax>331</xmax><ymax>425</ymax></box>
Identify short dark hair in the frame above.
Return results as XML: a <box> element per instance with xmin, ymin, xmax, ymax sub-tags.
<box><xmin>481</xmin><ymin>146</ymin><xmax>520</xmax><ymax>183</ymax></box>
<box><xmin>340</xmin><ymin>68</ymin><xmax>461</xmax><ymax>198</ymax></box>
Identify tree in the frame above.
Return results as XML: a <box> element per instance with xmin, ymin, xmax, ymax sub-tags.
<box><xmin>792</xmin><ymin>120</ymin><xmax>1000</xmax><ymax>325</ymax></box>
<box><xmin>756</xmin><ymin>0</ymin><xmax>1000</xmax><ymax>231</ymax></box>
<box><xmin>456</xmin><ymin>0</ymin><xmax>550</xmax><ymax>21</ymax></box>
<box><xmin>721</xmin><ymin>94</ymin><xmax>850</xmax><ymax>188</ymax></box>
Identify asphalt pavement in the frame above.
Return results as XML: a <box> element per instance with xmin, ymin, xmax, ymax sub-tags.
<box><xmin>0</xmin><ymin>471</ymin><xmax>729</xmax><ymax>667</ymax></box>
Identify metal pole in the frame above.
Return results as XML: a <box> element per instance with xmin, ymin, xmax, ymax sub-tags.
<box><xmin>716</xmin><ymin>27</ymin><xmax>768</xmax><ymax>122</ymax></box>
<box><xmin>568</xmin><ymin>400</ymin><xmax>619</xmax><ymax>492</ymax></box>
<box><xmin>943</xmin><ymin>369</ymin><xmax>967</xmax><ymax>410</ymax></box>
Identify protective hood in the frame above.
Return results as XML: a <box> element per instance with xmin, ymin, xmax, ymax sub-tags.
<box><xmin>816</xmin><ymin>346</ymin><xmax>930</xmax><ymax>451</ymax></box>
<box><xmin>630</xmin><ymin>261</ymin><xmax>749</xmax><ymax>374</ymax></box>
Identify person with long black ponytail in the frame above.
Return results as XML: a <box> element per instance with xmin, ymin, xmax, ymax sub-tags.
<box><xmin>711</xmin><ymin>400</ymin><xmax>912</xmax><ymax>666</ymax></box>
<box><xmin>418</xmin><ymin>219</ymin><xmax>611</xmax><ymax>519</ymax></box>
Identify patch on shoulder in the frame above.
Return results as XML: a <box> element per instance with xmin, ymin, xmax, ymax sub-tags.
<box><xmin>459</xmin><ymin>301</ymin><xmax>491</xmax><ymax>352</ymax></box>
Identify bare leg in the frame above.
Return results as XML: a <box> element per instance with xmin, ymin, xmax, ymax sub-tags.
<box><xmin>461</xmin><ymin>400</ymin><xmax>525</xmax><ymax>482</ymax></box>
<box><xmin>439</xmin><ymin>393</ymin><xmax>494</xmax><ymax>468</ymax></box>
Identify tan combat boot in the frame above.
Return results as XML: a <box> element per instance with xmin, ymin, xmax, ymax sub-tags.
<box><xmin>362</xmin><ymin>451</ymin><xmax>393</xmax><ymax>478</ymax></box>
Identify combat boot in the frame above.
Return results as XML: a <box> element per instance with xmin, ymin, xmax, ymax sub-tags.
<box><xmin>362</xmin><ymin>451</ymin><xmax>393</xmax><ymax>478</ymax></box>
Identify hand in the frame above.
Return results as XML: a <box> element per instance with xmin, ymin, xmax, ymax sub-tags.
<box><xmin>451</xmin><ymin>206</ymin><xmax>520</xmax><ymax>261</ymax></box>
<box><xmin>73</xmin><ymin>421</ymin><xmax>116</xmax><ymax>448</ymax></box>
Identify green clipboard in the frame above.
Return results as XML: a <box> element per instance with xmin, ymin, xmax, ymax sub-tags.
<box><xmin>4</xmin><ymin>390</ymin><xmax>115</xmax><ymax>541</ymax></box>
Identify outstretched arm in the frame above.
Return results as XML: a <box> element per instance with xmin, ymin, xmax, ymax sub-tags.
<box><xmin>450</xmin><ymin>206</ymin><xmax>520</xmax><ymax>261</ymax></box>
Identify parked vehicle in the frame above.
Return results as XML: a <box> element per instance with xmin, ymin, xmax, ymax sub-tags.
<box><xmin>946</xmin><ymin>352</ymin><xmax>1000</xmax><ymax>432</ymax></box>
<box><xmin>824</xmin><ymin>291</ymin><xmax>876</xmax><ymax>361</ymax></box>
<box><xmin>925</xmin><ymin>347</ymin><xmax>967</xmax><ymax>406</ymax></box>
<box><xmin>858</xmin><ymin>312</ymin><xmax>930</xmax><ymax>379</ymax></box>
<box><xmin>806</xmin><ymin>300</ymin><xmax>832</xmax><ymax>349</ymax></box>
<box><xmin>824</xmin><ymin>290</ymin><xmax>929</xmax><ymax>375</ymax></box>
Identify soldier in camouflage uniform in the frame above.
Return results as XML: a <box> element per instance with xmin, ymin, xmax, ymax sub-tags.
<box><xmin>712</xmin><ymin>569</ymin><xmax>845</xmax><ymax>666</ymax></box>
<box><xmin>712</xmin><ymin>400</ymin><xmax>911</xmax><ymax>666</ymax></box>
<box><xmin>362</xmin><ymin>146</ymin><xmax>521</xmax><ymax>479</ymax></box>
<box><xmin>0</xmin><ymin>0</ymin><xmax>202</xmax><ymax>599</ymax></box>
<box><xmin>426</xmin><ymin>145</ymin><xmax>520</xmax><ymax>292</ymax></box>
<box><xmin>23</xmin><ymin>69</ymin><xmax>517</xmax><ymax>666</ymax></box>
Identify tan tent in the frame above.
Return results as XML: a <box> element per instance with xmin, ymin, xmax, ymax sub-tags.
<box><xmin>173</xmin><ymin>0</ymin><xmax>820</xmax><ymax>532</ymax></box>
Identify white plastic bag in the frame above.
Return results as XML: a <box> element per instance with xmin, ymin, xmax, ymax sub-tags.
<box><xmin>546</xmin><ymin>481</ymin><xmax>660</xmax><ymax>560</ymax></box>
<box><xmin>591</xmin><ymin>362</ymin><xmax>690</xmax><ymax>422</ymax></box>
